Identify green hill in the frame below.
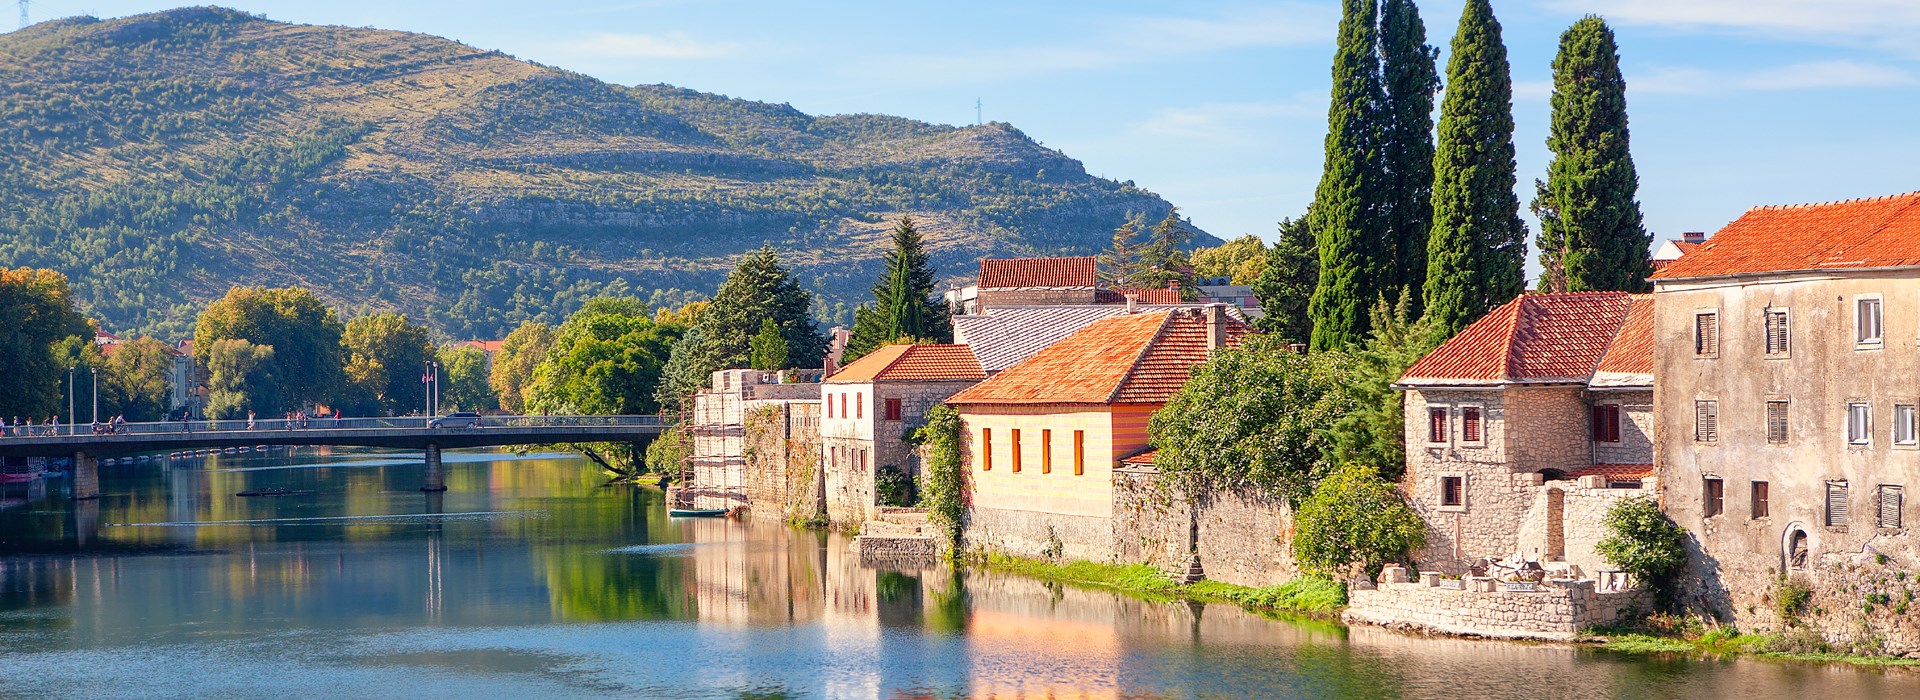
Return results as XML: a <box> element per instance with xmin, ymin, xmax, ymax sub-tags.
<box><xmin>0</xmin><ymin>7</ymin><xmax>1213</xmax><ymax>339</ymax></box>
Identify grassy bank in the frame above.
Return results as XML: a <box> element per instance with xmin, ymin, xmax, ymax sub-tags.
<box><xmin>974</xmin><ymin>553</ymin><xmax>1346</xmax><ymax>617</ymax></box>
<box><xmin>1589</xmin><ymin>617</ymin><xmax>1920</xmax><ymax>668</ymax></box>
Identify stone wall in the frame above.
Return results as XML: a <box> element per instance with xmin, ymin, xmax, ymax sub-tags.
<box><xmin>1590</xmin><ymin>390</ymin><xmax>1654</xmax><ymax>465</ymax></box>
<box><xmin>1111</xmin><ymin>467</ymin><xmax>1298</xmax><ymax>587</ymax></box>
<box><xmin>964</xmin><ymin>506</ymin><xmax>1113</xmax><ymax>562</ymax></box>
<box><xmin>742</xmin><ymin>400</ymin><xmax>823</xmax><ymax>523</ymax></box>
<box><xmin>976</xmin><ymin>288</ymin><xmax>1096</xmax><ymax>309</ymax></box>
<box><xmin>1345</xmin><ymin>566</ymin><xmax>1650</xmax><ymax>641</ymax></box>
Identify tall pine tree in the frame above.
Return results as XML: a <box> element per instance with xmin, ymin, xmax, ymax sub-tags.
<box><xmin>1422</xmin><ymin>0</ymin><xmax>1527</xmax><ymax>336</ymax></box>
<box><xmin>842</xmin><ymin>216</ymin><xmax>953</xmax><ymax>363</ymax></box>
<box><xmin>1251</xmin><ymin>214</ymin><xmax>1319</xmax><ymax>345</ymax></box>
<box><xmin>656</xmin><ymin>247</ymin><xmax>824</xmax><ymax>409</ymax></box>
<box><xmin>1135</xmin><ymin>208</ymin><xmax>1199</xmax><ymax>298</ymax></box>
<box><xmin>1534</xmin><ymin>16</ymin><xmax>1652</xmax><ymax>293</ymax></box>
<box><xmin>1097</xmin><ymin>214</ymin><xmax>1148</xmax><ymax>288</ymax></box>
<box><xmin>1378</xmin><ymin>0</ymin><xmax>1439</xmax><ymax>314</ymax></box>
<box><xmin>1307</xmin><ymin>0</ymin><xmax>1387</xmax><ymax>352</ymax></box>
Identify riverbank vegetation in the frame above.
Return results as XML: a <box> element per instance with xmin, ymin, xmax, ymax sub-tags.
<box><xmin>977</xmin><ymin>553</ymin><xmax>1347</xmax><ymax>617</ymax></box>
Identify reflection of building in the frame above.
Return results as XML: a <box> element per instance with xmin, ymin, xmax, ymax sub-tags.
<box><xmin>1398</xmin><ymin>292</ymin><xmax>1655</xmax><ymax>576</ymax></box>
<box><xmin>947</xmin><ymin>306</ymin><xmax>1247</xmax><ymax>561</ymax></box>
<box><xmin>1651</xmin><ymin>191</ymin><xmax>1920</xmax><ymax>645</ymax></box>
<box><xmin>684</xmin><ymin>369</ymin><xmax>821</xmax><ymax>511</ymax></box>
<box><xmin>822</xmin><ymin>344</ymin><xmax>984</xmax><ymax>525</ymax></box>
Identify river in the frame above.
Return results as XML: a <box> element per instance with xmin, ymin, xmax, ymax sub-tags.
<box><xmin>0</xmin><ymin>448</ymin><xmax>1915</xmax><ymax>699</ymax></box>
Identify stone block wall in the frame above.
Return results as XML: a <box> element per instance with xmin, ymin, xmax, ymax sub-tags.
<box><xmin>1345</xmin><ymin>567</ymin><xmax>1650</xmax><ymax>641</ymax></box>
<box><xmin>1513</xmin><ymin>479</ymin><xmax>1654</xmax><ymax>578</ymax></box>
<box><xmin>1590</xmin><ymin>390</ymin><xmax>1654</xmax><ymax>465</ymax></box>
<box><xmin>1112</xmin><ymin>467</ymin><xmax>1298</xmax><ymax>587</ymax></box>
<box><xmin>976</xmin><ymin>288</ymin><xmax>1096</xmax><ymax>309</ymax></box>
<box><xmin>742</xmin><ymin>400</ymin><xmax>823</xmax><ymax>523</ymax></box>
<box><xmin>965</xmin><ymin>506</ymin><xmax>1113</xmax><ymax>562</ymax></box>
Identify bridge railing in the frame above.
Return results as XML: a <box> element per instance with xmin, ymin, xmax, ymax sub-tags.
<box><xmin>0</xmin><ymin>414</ymin><xmax>668</xmax><ymax>439</ymax></box>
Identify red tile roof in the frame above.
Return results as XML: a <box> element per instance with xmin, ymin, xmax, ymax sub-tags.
<box><xmin>1591</xmin><ymin>295</ymin><xmax>1654</xmax><ymax>386</ymax></box>
<box><xmin>953</xmin><ymin>303</ymin><xmax>1247</xmax><ymax>373</ymax></box>
<box><xmin>1564</xmin><ymin>464</ymin><xmax>1654</xmax><ymax>482</ymax></box>
<box><xmin>1653</xmin><ymin>190</ymin><xmax>1920</xmax><ymax>280</ymax></box>
<box><xmin>978</xmin><ymin>256</ymin><xmax>1098</xmax><ymax>289</ymax></box>
<box><xmin>1400</xmin><ymin>292</ymin><xmax>1635</xmax><ymax>386</ymax></box>
<box><xmin>947</xmin><ymin>307</ymin><xmax>1247</xmax><ymax>406</ymax></box>
<box><xmin>826</xmin><ymin>344</ymin><xmax>985</xmax><ymax>383</ymax></box>
<box><xmin>1105</xmin><ymin>287</ymin><xmax>1182</xmax><ymax>304</ymax></box>
<box><xmin>1119</xmin><ymin>447</ymin><xmax>1158</xmax><ymax>468</ymax></box>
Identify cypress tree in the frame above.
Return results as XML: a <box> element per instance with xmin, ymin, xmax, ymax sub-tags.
<box><xmin>1535</xmin><ymin>16</ymin><xmax>1652</xmax><ymax>293</ymax></box>
<box><xmin>1378</xmin><ymin>0</ymin><xmax>1439</xmax><ymax>314</ymax></box>
<box><xmin>1422</xmin><ymin>0</ymin><xmax>1527</xmax><ymax>336</ymax></box>
<box><xmin>843</xmin><ymin>216</ymin><xmax>952</xmax><ymax>363</ymax></box>
<box><xmin>1307</xmin><ymin>0</ymin><xmax>1387</xmax><ymax>352</ymax></box>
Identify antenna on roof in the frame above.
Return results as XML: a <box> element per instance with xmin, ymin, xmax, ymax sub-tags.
<box><xmin>17</xmin><ymin>0</ymin><xmax>28</xmax><ymax>30</ymax></box>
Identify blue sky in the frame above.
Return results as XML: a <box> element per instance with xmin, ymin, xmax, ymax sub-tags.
<box><xmin>18</xmin><ymin>0</ymin><xmax>1920</xmax><ymax>251</ymax></box>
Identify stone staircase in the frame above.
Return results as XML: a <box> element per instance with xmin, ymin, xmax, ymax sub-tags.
<box><xmin>852</xmin><ymin>508</ymin><xmax>939</xmax><ymax>563</ymax></box>
<box><xmin>1168</xmin><ymin>553</ymin><xmax>1206</xmax><ymax>584</ymax></box>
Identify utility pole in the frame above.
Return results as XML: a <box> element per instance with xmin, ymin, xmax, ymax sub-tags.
<box><xmin>975</xmin><ymin>97</ymin><xmax>982</xmax><ymax>126</ymax></box>
<box><xmin>90</xmin><ymin>367</ymin><xmax>98</xmax><ymax>425</ymax></box>
<box><xmin>66</xmin><ymin>366</ymin><xmax>74</xmax><ymax>436</ymax></box>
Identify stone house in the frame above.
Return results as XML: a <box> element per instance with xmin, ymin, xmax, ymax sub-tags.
<box><xmin>1398</xmin><ymin>292</ymin><xmax>1658</xmax><ymax>578</ymax></box>
<box><xmin>1652</xmin><ymin>190</ymin><xmax>1920</xmax><ymax>649</ymax></box>
<box><xmin>971</xmin><ymin>256</ymin><xmax>1099</xmax><ymax>311</ymax></box>
<box><xmin>821</xmin><ymin>344</ymin><xmax>985</xmax><ymax>526</ymax></box>
<box><xmin>945</xmin><ymin>305</ymin><xmax>1248</xmax><ymax>561</ymax></box>
<box><xmin>682</xmin><ymin>368</ymin><xmax>821</xmax><ymax>511</ymax></box>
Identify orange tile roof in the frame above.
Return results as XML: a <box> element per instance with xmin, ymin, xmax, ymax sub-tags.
<box><xmin>1565</xmin><ymin>464</ymin><xmax>1654</xmax><ymax>482</ymax></box>
<box><xmin>1400</xmin><ymin>292</ymin><xmax>1635</xmax><ymax>386</ymax></box>
<box><xmin>1591</xmin><ymin>295</ymin><xmax>1654</xmax><ymax>386</ymax></box>
<box><xmin>947</xmin><ymin>308</ymin><xmax>1248</xmax><ymax>406</ymax></box>
<box><xmin>826</xmin><ymin>344</ymin><xmax>985</xmax><ymax>383</ymax></box>
<box><xmin>1653</xmin><ymin>190</ymin><xmax>1920</xmax><ymax>280</ymax></box>
<box><xmin>979</xmin><ymin>256</ymin><xmax>1098</xmax><ymax>289</ymax></box>
<box><xmin>1119</xmin><ymin>447</ymin><xmax>1158</xmax><ymax>468</ymax></box>
<box><xmin>1106</xmin><ymin>287</ymin><xmax>1182</xmax><ymax>304</ymax></box>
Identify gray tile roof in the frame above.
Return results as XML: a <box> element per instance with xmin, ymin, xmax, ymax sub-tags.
<box><xmin>953</xmin><ymin>304</ymin><xmax>1246</xmax><ymax>374</ymax></box>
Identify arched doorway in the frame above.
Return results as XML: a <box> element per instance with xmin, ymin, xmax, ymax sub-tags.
<box><xmin>1784</xmin><ymin>526</ymin><xmax>1810</xmax><ymax>571</ymax></box>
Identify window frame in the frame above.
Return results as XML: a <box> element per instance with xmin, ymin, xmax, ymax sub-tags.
<box><xmin>1897</xmin><ymin>404</ymin><xmax>1918</xmax><ymax>447</ymax></box>
<box><xmin>1766</xmin><ymin>400</ymin><xmax>1790</xmax><ymax>446</ymax></box>
<box><xmin>1856</xmin><ymin>294</ymin><xmax>1884</xmax><ymax>349</ymax></box>
<box><xmin>1703</xmin><ymin>477</ymin><xmax>1725</xmax><ymax>518</ymax></box>
<box><xmin>1694</xmin><ymin>400</ymin><xmax>1719</xmax><ymax>443</ymax></box>
<box><xmin>1591</xmin><ymin>404</ymin><xmax>1621</xmax><ymax>443</ymax></box>
<box><xmin>1848</xmin><ymin>402</ymin><xmax>1873</xmax><ymax>446</ymax></box>
<box><xmin>1751</xmin><ymin>480</ymin><xmax>1770</xmax><ymax>520</ymax></box>
<box><xmin>1438</xmin><ymin>474</ymin><xmax>1467</xmax><ymax>511</ymax></box>
<box><xmin>1880</xmin><ymin>485</ymin><xmax>1905</xmax><ymax>530</ymax></box>
<box><xmin>1827</xmin><ymin>480</ymin><xmax>1850</xmax><ymax>528</ymax></box>
<box><xmin>1459</xmin><ymin>405</ymin><xmax>1485</xmax><ymax>446</ymax></box>
<box><xmin>1427</xmin><ymin>406</ymin><xmax>1449</xmax><ymax>444</ymax></box>
<box><xmin>884</xmin><ymin>397</ymin><xmax>903</xmax><ymax>422</ymax></box>
<box><xmin>1694</xmin><ymin>310</ymin><xmax>1720</xmax><ymax>357</ymax></box>
<box><xmin>1764</xmin><ymin>307</ymin><xmax>1791</xmax><ymax>357</ymax></box>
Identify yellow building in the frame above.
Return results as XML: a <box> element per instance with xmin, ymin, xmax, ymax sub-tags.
<box><xmin>945</xmin><ymin>305</ymin><xmax>1246</xmax><ymax>560</ymax></box>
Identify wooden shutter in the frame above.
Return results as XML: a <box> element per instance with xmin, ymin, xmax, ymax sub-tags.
<box><xmin>1696</xmin><ymin>313</ymin><xmax>1719</xmax><ymax>354</ymax></box>
<box><xmin>1881</xmin><ymin>486</ymin><xmax>1903</xmax><ymax>529</ymax></box>
<box><xmin>1752</xmin><ymin>481</ymin><xmax>1770</xmax><ymax>519</ymax></box>
<box><xmin>1010</xmin><ymin>429</ymin><xmax>1021</xmax><ymax>472</ymax></box>
<box><xmin>1766</xmin><ymin>310</ymin><xmax>1789</xmax><ymax>354</ymax></box>
<box><xmin>982</xmin><ymin>428</ymin><xmax>992</xmax><ymax>471</ymax></box>
<box><xmin>1828</xmin><ymin>481</ymin><xmax>1849</xmax><ymax>526</ymax></box>
<box><xmin>1041</xmin><ymin>429</ymin><xmax>1052</xmax><ymax>474</ymax></box>
<box><xmin>1695</xmin><ymin>401</ymin><xmax>1717</xmax><ymax>442</ymax></box>
<box><xmin>1462</xmin><ymin>407</ymin><xmax>1482</xmax><ymax>442</ymax></box>
<box><xmin>1429</xmin><ymin>408</ymin><xmax>1448</xmax><ymax>443</ymax></box>
<box><xmin>1767</xmin><ymin>401</ymin><xmax>1789</xmax><ymax>445</ymax></box>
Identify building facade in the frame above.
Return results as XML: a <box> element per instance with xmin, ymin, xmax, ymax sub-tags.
<box><xmin>682</xmin><ymin>369</ymin><xmax>822</xmax><ymax>511</ymax></box>
<box><xmin>1398</xmin><ymin>292</ymin><xmax>1657</xmax><ymax>579</ymax></box>
<box><xmin>1653</xmin><ymin>191</ymin><xmax>1920</xmax><ymax>649</ymax></box>
<box><xmin>820</xmin><ymin>344</ymin><xmax>985</xmax><ymax>526</ymax></box>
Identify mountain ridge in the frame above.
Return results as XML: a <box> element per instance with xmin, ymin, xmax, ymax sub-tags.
<box><xmin>0</xmin><ymin>6</ymin><xmax>1213</xmax><ymax>339</ymax></box>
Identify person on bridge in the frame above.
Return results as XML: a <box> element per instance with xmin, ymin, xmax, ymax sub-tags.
<box><xmin>47</xmin><ymin>416</ymin><xmax>57</xmax><ymax>436</ymax></box>
<box><xmin>246</xmin><ymin>411</ymin><xmax>256</xmax><ymax>431</ymax></box>
<box><xmin>112</xmin><ymin>415</ymin><xmax>126</xmax><ymax>434</ymax></box>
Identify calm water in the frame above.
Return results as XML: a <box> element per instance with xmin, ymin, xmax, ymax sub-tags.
<box><xmin>2</xmin><ymin>449</ymin><xmax>1918</xmax><ymax>699</ymax></box>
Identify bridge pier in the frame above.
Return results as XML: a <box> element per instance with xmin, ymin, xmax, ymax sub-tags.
<box><xmin>421</xmin><ymin>443</ymin><xmax>446</xmax><ymax>492</ymax></box>
<box><xmin>70</xmin><ymin>451</ymin><xmax>100</xmax><ymax>501</ymax></box>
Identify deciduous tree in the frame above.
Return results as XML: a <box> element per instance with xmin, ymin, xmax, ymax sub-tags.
<box><xmin>341</xmin><ymin>313</ymin><xmax>435</xmax><ymax>415</ymax></box>
<box><xmin>0</xmin><ymin>268</ymin><xmax>90</xmax><ymax>418</ymax></box>
<box><xmin>490</xmin><ymin>321</ymin><xmax>554</xmax><ymax>414</ymax></box>
<box><xmin>193</xmin><ymin>286</ymin><xmax>344</xmax><ymax>411</ymax></box>
<box><xmin>438</xmin><ymin>344</ymin><xmax>496</xmax><ymax>412</ymax></box>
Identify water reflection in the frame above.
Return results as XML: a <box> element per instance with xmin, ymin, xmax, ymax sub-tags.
<box><xmin>0</xmin><ymin>449</ymin><xmax>1916</xmax><ymax>699</ymax></box>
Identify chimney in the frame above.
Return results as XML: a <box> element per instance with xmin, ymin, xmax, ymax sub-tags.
<box><xmin>1125</xmin><ymin>293</ymin><xmax>1138</xmax><ymax>313</ymax></box>
<box><xmin>1682</xmin><ymin>231</ymin><xmax>1706</xmax><ymax>244</ymax></box>
<box><xmin>1205</xmin><ymin>303</ymin><xmax>1229</xmax><ymax>350</ymax></box>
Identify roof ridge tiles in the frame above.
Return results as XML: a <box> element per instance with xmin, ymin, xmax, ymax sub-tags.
<box><xmin>1757</xmin><ymin>190</ymin><xmax>1920</xmax><ymax>211</ymax></box>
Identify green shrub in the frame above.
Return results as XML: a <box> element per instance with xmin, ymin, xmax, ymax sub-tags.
<box><xmin>1596</xmin><ymin>496</ymin><xmax>1688</xmax><ymax>603</ymax></box>
<box><xmin>914</xmin><ymin>405</ymin><xmax>965</xmax><ymax>554</ymax></box>
<box><xmin>1773</xmin><ymin>575</ymin><xmax>1813</xmax><ymax>626</ymax></box>
<box><xmin>1292</xmin><ymin>464</ymin><xmax>1425</xmax><ymax>576</ymax></box>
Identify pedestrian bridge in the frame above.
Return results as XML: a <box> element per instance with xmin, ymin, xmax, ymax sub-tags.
<box><xmin>0</xmin><ymin>415</ymin><xmax>669</xmax><ymax>499</ymax></box>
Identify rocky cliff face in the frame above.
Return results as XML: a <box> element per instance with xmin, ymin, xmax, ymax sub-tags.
<box><xmin>0</xmin><ymin>7</ymin><xmax>1213</xmax><ymax>338</ymax></box>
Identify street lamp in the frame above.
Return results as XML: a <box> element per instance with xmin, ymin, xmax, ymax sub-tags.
<box><xmin>66</xmin><ymin>366</ymin><xmax>74</xmax><ymax>436</ymax></box>
<box><xmin>90</xmin><ymin>366</ymin><xmax>98</xmax><ymax>426</ymax></box>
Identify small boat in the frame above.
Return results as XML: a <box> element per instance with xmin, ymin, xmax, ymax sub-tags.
<box><xmin>236</xmin><ymin>488</ymin><xmax>318</xmax><ymax>498</ymax></box>
<box><xmin>667</xmin><ymin>508</ymin><xmax>729</xmax><ymax>518</ymax></box>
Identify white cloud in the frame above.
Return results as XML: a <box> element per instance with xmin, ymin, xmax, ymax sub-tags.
<box><xmin>1628</xmin><ymin>60</ymin><xmax>1914</xmax><ymax>95</ymax></box>
<box><xmin>1130</xmin><ymin>96</ymin><xmax>1324</xmax><ymax>142</ymax></box>
<box><xmin>1554</xmin><ymin>0</ymin><xmax>1920</xmax><ymax>53</ymax></box>
<box><xmin>559</xmin><ymin>31</ymin><xmax>740</xmax><ymax>60</ymax></box>
<box><xmin>856</xmin><ymin>4</ymin><xmax>1334</xmax><ymax>85</ymax></box>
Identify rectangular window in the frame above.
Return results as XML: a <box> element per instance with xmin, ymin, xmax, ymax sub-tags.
<box><xmin>1751</xmin><ymin>481</ymin><xmax>1770</xmax><ymax>519</ymax></box>
<box><xmin>1828</xmin><ymin>480</ymin><xmax>1850</xmax><ymax>527</ymax></box>
<box><xmin>1848</xmin><ymin>403</ymin><xmax>1872</xmax><ymax>445</ymax></box>
<box><xmin>1899</xmin><ymin>405</ymin><xmax>1918</xmax><ymax>446</ymax></box>
<box><xmin>1073</xmin><ymin>430</ymin><xmax>1085</xmax><ymax>476</ymax></box>
<box><xmin>856</xmin><ymin>393</ymin><xmax>863</xmax><ymax>419</ymax></box>
<box><xmin>1591</xmin><ymin>404</ymin><xmax>1621</xmax><ymax>443</ymax></box>
<box><xmin>884</xmin><ymin>398</ymin><xmax>902</xmax><ymax>421</ymax></box>
<box><xmin>1767</xmin><ymin>401</ymin><xmax>1790</xmax><ymax>445</ymax></box>
<box><xmin>826</xmin><ymin>393</ymin><xmax>834</xmax><ymax>418</ymax></box>
<box><xmin>1765</xmin><ymin>309</ymin><xmax>1790</xmax><ymax>355</ymax></box>
<box><xmin>1694</xmin><ymin>401</ymin><xmax>1718</xmax><ymax>442</ymax></box>
<box><xmin>1010</xmin><ymin>429</ymin><xmax>1022</xmax><ymax>473</ymax></box>
<box><xmin>1428</xmin><ymin>407</ymin><xmax>1449</xmax><ymax>443</ymax></box>
<box><xmin>1041</xmin><ymin>430</ymin><xmax>1052</xmax><ymax>474</ymax></box>
<box><xmin>1881</xmin><ymin>485</ymin><xmax>1905</xmax><ymax>529</ymax></box>
<box><xmin>1858</xmin><ymin>297</ymin><xmax>1884</xmax><ymax>344</ymax></box>
<box><xmin>1440</xmin><ymin>476</ymin><xmax>1464</xmax><ymax>507</ymax></box>
<box><xmin>1704</xmin><ymin>477</ymin><xmax>1725</xmax><ymax>518</ymax></box>
<box><xmin>1461</xmin><ymin>407</ymin><xmax>1483</xmax><ymax>443</ymax></box>
<box><xmin>839</xmin><ymin>394</ymin><xmax>847</xmax><ymax>419</ymax></box>
<box><xmin>981</xmin><ymin>429</ymin><xmax>992</xmax><ymax>471</ymax></box>
<box><xmin>1695</xmin><ymin>312</ymin><xmax>1719</xmax><ymax>355</ymax></box>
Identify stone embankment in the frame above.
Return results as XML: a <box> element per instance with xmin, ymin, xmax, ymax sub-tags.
<box><xmin>852</xmin><ymin>507</ymin><xmax>939</xmax><ymax>563</ymax></box>
<box><xmin>1344</xmin><ymin>566</ymin><xmax>1647</xmax><ymax>642</ymax></box>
